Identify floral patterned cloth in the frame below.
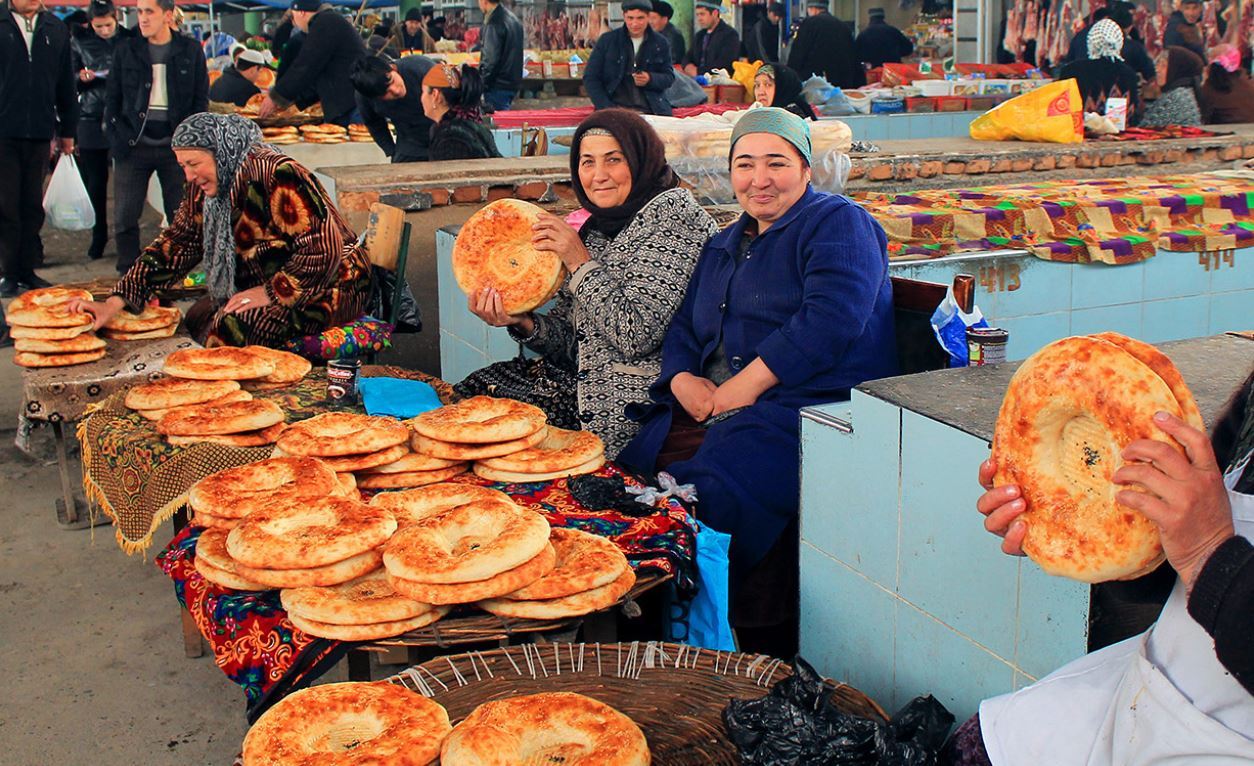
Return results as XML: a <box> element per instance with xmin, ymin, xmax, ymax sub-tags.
<box><xmin>284</xmin><ymin>317</ymin><xmax>394</xmax><ymax>360</ymax></box>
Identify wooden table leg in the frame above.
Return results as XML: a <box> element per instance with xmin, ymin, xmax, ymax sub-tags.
<box><xmin>52</xmin><ymin>420</ymin><xmax>80</xmax><ymax>527</ymax></box>
<box><xmin>172</xmin><ymin>505</ymin><xmax>203</xmax><ymax>658</ymax></box>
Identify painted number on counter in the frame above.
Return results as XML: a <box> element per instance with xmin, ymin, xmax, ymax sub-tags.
<box><xmin>979</xmin><ymin>263</ymin><xmax>1022</xmax><ymax>293</ymax></box>
<box><xmin>1198</xmin><ymin>251</ymin><xmax>1236</xmax><ymax>271</ymax></box>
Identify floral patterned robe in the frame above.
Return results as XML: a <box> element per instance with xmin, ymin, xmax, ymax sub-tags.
<box><xmin>114</xmin><ymin>147</ymin><xmax>372</xmax><ymax>347</ymax></box>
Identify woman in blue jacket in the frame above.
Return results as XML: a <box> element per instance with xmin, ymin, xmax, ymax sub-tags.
<box><xmin>619</xmin><ymin>108</ymin><xmax>898</xmax><ymax>656</ymax></box>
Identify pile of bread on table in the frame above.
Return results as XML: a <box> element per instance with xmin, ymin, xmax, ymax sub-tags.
<box><xmin>5</xmin><ymin>287</ymin><xmax>182</xmax><ymax>368</ymax></box>
<box><xmin>123</xmin><ymin>345</ymin><xmax>311</xmax><ymax>446</ymax></box>
<box><xmin>244</xmin><ymin>681</ymin><xmax>650</xmax><ymax>765</ymax></box>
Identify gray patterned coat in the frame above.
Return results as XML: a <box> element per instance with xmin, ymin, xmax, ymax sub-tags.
<box><xmin>512</xmin><ymin>188</ymin><xmax>718</xmax><ymax>458</ymax></box>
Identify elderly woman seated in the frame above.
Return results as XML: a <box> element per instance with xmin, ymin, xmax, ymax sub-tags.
<box><xmin>465</xmin><ymin>109</ymin><xmax>717</xmax><ymax>458</ymax></box>
<box><xmin>71</xmin><ymin>113</ymin><xmax>372</xmax><ymax>347</ymax></box>
<box><xmin>618</xmin><ymin>107</ymin><xmax>898</xmax><ymax>656</ymax></box>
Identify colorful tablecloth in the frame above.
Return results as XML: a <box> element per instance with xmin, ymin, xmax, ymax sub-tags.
<box><xmin>856</xmin><ymin>173</ymin><xmax>1254</xmax><ymax>264</ymax></box>
<box><xmin>156</xmin><ymin>464</ymin><xmax>696</xmax><ymax>710</ymax></box>
<box><xmin>77</xmin><ymin>367</ymin><xmax>453</xmax><ymax>554</ymax></box>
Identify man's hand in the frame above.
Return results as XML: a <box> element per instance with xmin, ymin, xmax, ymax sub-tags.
<box><xmin>258</xmin><ymin>95</ymin><xmax>279</xmax><ymax>119</ymax></box>
<box><xmin>79</xmin><ymin>68</ymin><xmax>95</xmax><ymax>83</ymax></box>
<box><xmin>59</xmin><ymin>137</ymin><xmax>75</xmax><ymax>156</ymax></box>
<box><xmin>632</xmin><ymin>71</ymin><xmax>651</xmax><ymax>86</ymax></box>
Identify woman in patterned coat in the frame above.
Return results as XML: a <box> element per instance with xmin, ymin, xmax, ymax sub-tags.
<box><xmin>71</xmin><ymin>113</ymin><xmax>372</xmax><ymax>347</ymax></box>
<box><xmin>468</xmin><ymin>109</ymin><xmax>718</xmax><ymax>458</ymax></box>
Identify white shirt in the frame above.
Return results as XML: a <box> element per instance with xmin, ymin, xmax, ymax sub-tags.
<box><xmin>17</xmin><ymin>13</ymin><xmax>37</xmax><ymax>58</ymax></box>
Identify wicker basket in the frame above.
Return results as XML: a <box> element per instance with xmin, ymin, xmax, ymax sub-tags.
<box><xmin>389</xmin><ymin>641</ymin><xmax>888</xmax><ymax>765</ymax></box>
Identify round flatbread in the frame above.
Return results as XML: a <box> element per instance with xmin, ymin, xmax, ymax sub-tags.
<box><xmin>163</xmin><ymin>347</ymin><xmax>276</xmax><ymax>380</ymax></box>
<box><xmin>103</xmin><ymin>304</ymin><xmax>181</xmax><ymax>333</ymax></box>
<box><xmin>360</xmin><ymin>451</ymin><xmax>463</xmax><ymax>474</ymax></box>
<box><xmin>13</xmin><ymin>334</ymin><xmax>105</xmax><ymax>354</ymax></box>
<box><xmin>473</xmin><ymin>453</ymin><xmax>606</xmax><ymax>484</ymax></box>
<box><xmin>227</xmin><ymin>497</ymin><xmax>397</xmax><ymax>569</ymax></box>
<box><xmin>478</xmin><ymin>566</ymin><xmax>637</xmax><ymax>620</ymax></box>
<box><xmin>239</xmin><ymin>346</ymin><xmax>312</xmax><ymax>385</ymax></box>
<box><xmin>232</xmin><ymin>549</ymin><xmax>384</xmax><ymax>588</ymax></box>
<box><xmin>157</xmin><ymin>399</ymin><xmax>285</xmax><ymax>436</ymax></box>
<box><xmin>287</xmin><ymin>606</ymin><xmax>450</xmax><ymax>641</ymax></box>
<box><xmin>136</xmin><ymin>390</ymin><xmax>253</xmax><ymax>421</ymax></box>
<box><xmin>383</xmin><ymin>501</ymin><xmax>550</xmax><ymax>584</ymax></box>
<box><xmin>194</xmin><ymin>527</ymin><xmax>271</xmax><ymax>590</ymax></box>
<box><xmin>452</xmin><ymin>199</ymin><xmax>566</xmax><ymax>315</ymax></box>
<box><xmin>315</xmin><ymin>444</ymin><xmax>411</xmax><ymax>473</ymax></box>
<box><xmin>476</xmin><ymin>427</ymin><xmax>604</xmax><ymax>473</ymax></box>
<box><xmin>991</xmin><ymin>335</ymin><xmax>1181</xmax><ymax>583</ymax></box>
<box><xmin>13</xmin><ymin>349</ymin><xmax>106</xmax><ymax>367</ymax></box>
<box><xmin>195</xmin><ymin>556</ymin><xmax>271</xmax><ymax>591</ymax></box>
<box><xmin>368</xmin><ymin>484</ymin><xmax>515</xmax><ymax>529</ymax></box>
<box><xmin>355</xmin><ymin>464</ymin><xmax>470</xmax><ymax>490</ymax></box>
<box><xmin>242</xmin><ymin>682</ymin><xmax>451</xmax><ymax>766</ymax></box>
<box><xmin>191</xmin><ymin>510</ymin><xmax>241</xmax><ymax>530</ymax></box>
<box><xmin>5</xmin><ymin>286</ymin><xmax>92</xmax><ymax>314</ymax></box>
<box><xmin>102</xmin><ymin>324</ymin><xmax>179</xmax><ymax>341</ymax></box>
<box><xmin>507</xmin><ymin>528</ymin><xmax>628</xmax><ymax>601</ymax></box>
<box><xmin>439</xmin><ymin>692</ymin><xmax>649</xmax><ymax>766</ymax></box>
<box><xmin>277</xmin><ymin>412</ymin><xmax>410</xmax><ymax>457</ymax></box>
<box><xmin>281</xmin><ymin>570</ymin><xmax>433</xmax><ymax>625</ymax></box>
<box><xmin>411</xmin><ymin>425</ymin><xmax>548</xmax><ymax>460</ymax></box>
<box><xmin>166</xmin><ymin>422</ymin><xmax>286</xmax><ymax>447</ymax></box>
<box><xmin>388</xmin><ymin>543</ymin><xmax>556</xmax><ymax>604</ymax></box>
<box><xmin>8</xmin><ymin>322</ymin><xmax>93</xmax><ymax>340</ymax></box>
<box><xmin>411</xmin><ymin>396</ymin><xmax>547</xmax><ymax>444</ymax></box>
<box><xmin>189</xmin><ymin>456</ymin><xmax>341</xmax><ymax>519</ymax></box>
<box><xmin>125</xmin><ymin>377</ymin><xmax>241</xmax><ymax>411</ymax></box>
<box><xmin>5</xmin><ymin>287</ymin><xmax>92</xmax><ymax>327</ymax></box>
<box><xmin>1089</xmin><ymin>332</ymin><xmax>1205</xmax><ymax>431</ymax></box>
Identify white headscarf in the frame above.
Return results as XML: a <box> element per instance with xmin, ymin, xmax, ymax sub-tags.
<box><xmin>1087</xmin><ymin>18</ymin><xmax>1125</xmax><ymax>61</ymax></box>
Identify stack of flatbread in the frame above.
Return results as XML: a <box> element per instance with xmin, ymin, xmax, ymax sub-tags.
<box><xmin>274</xmin><ymin>413</ymin><xmax>426</xmax><ymax>487</ymax></box>
<box><xmin>409</xmin><ymin>396</ymin><xmax>551</xmax><ymax>470</ymax></box>
<box><xmin>101</xmin><ymin>304</ymin><xmax>182</xmax><ymax>341</ymax></box>
<box><xmin>992</xmin><ymin>332</ymin><xmax>1204</xmax><ymax>583</ymax></box>
<box><xmin>280</xmin><ymin>570</ymin><xmax>448</xmax><ymax>640</ymax></box>
<box><xmin>153</xmin><ymin>347</ymin><xmax>292</xmax><ymax>445</ymax></box>
<box><xmin>452</xmin><ymin>199</ymin><xmax>567</xmax><ymax>314</ymax></box>
<box><xmin>125</xmin><ymin>377</ymin><xmax>253</xmax><ymax>423</ymax></box>
<box><xmin>299</xmin><ymin>123</ymin><xmax>348</xmax><ymax>144</ymax></box>
<box><xmin>6</xmin><ymin>287</ymin><xmax>103</xmax><ymax>368</ymax></box>
<box><xmin>261</xmin><ymin>125</ymin><xmax>300</xmax><ymax>145</ymax></box>
<box><xmin>242</xmin><ymin>682</ymin><xmax>451</xmax><ymax>766</ymax></box>
<box><xmin>441</xmin><ymin>692</ymin><xmax>650</xmax><ymax>766</ymax></box>
<box><xmin>473</xmin><ymin>426</ymin><xmax>605</xmax><ymax>482</ymax></box>
<box><xmin>348</xmin><ymin>124</ymin><xmax>373</xmax><ymax>143</ymax></box>
<box><xmin>187</xmin><ymin>456</ymin><xmax>349</xmax><ymax>532</ymax></box>
<box><xmin>235</xmin><ymin>346</ymin><xmax>312</xmax><ymax>391</ymax></box>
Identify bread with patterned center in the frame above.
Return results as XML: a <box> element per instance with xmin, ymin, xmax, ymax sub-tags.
<box><xmin>13</xmin><ymin>349</ymin><xmax>107</xmax><ymax>367</ymax></box>
<box><xmin>13</xmin><ymin>334</ymin><xmax>106</xmax><ymax>354</ymax></box>
<box><xmin>507</xmin><ymin>528</ymin><xmax>628</xmax><ymax>600</ymax></box>
<box><xmin>478</xmin><ymin>566</ymin><xmax>636</xmax><ymax>619</ymax></box>
<box><xmin>473</xmin><ymin>453</ymin><xmax>606</xmax><ymax>483</ymax></box>
<box><xmin>277</xmin><ymin>412</ymin><xmax>410</xmax><ymax>457</ymax></box>
<box><xmin>355</xmin><ymin>464</ymin><xmax>469</xmax><ymax>490</ymax></box>
<box><xmin>452</xmin><ymin>199</ymin><xmax>567</xmax><ymax>315</ymax></box>
<box><xmin>103</xmin><ymin>304</ymin><xmax>181</xmax><ymax>332</ymax></box>
<box><xmin>383</xmin><ymin>500</ymin><xmax>550</xmax><ymax>583</ymax></box>
<box><xmin>162</xmin><ymin>347</ymin><xmax>276</xmax><ymax>380</ymax></box>
<box><xmin>476</xmin><ymin>427</ymin><xmax>604</xmax><ymax>473</ymax></box>
<box><xmin>368</xmin><ymin>483</ymin><xmax>515</xmax><ymax>528</ymax></box>
<box><xmin>440</xmin><ymin>691</ymin><xmax>649</xmax><ymax>766</ymax></box>
<box><xmin>1089</xmin><ymin>332</ymin><xmax>1205</xmax><ymax>430</ymax></box>
<box><xmin>227</xmin><ymin>496</ymin><xmax>397</xmax><ymax>569</ymax></box>
<box><xmin>410</xmin><ymin>396</ymin><xmax>547</xmax><ymax>444</ymax></box>
<box><xmin>388</xmin><ymin>543</ymin><xmax>556</xmax><ymax>604</ymax></box>
<box><xmin>287</xmin><ymin>606</ymin><xmax>450</xmax><ymax>640</ymax></box>
<box><xmin>126</xmin><ymin>378</ymin><xmax>241</xmax><ymax>411</ymax></box>
<box><xmin>991</xmin><ymin>335</ymin><xmax>1187</xmax><ymax>582</ymax></box>
<box><xmin>411</xmin><ymin>425</ymin><xmax>548</xmax><ymax>460</ymax></box>
<box><xmin>280</xmin><ymin>570</ymin><xmax>433</xmax><ymax>624</ymax></box>
<box><xmin>157</xmin><ymin>399</ymin><xmax>285</xmax><ymax>436</ymax></box>
<box><xmin>189</xmin><ymin>456</ymin><xmax>341</xmax><ymax>519</ymax></box>
<box><xmin>242</xmin><ymin>682</ymin><xmax>451</xmax><ymax>766</ymax></box>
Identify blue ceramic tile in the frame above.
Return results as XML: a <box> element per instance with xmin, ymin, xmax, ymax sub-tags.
<box><xmin>894</xmin><ymin>601</ymin><xmax>1016</xmax><ymax>724</ymax></box>
<box><xmin>1142</xmin><ymin>251</ymin><xmax>1209</xmax><ymax>301</ymax></box>
<box><xmin>1069</xmin><ymin>303</ymin><xmax>1142</xmax><ymax>338</ymax></box>
<box><xmin>1207</xmin><ymin>288</ymin><xmax>1254</xmax><ymax>335</ymax></box>
<box><xmin>1071</xmin><ymin>261</ymin><xmax>1144</xmax><ymax>310</ymax></box>
<box><xmin>1013</xmin><ymin>670</ymin><xmax>1036</xmax><ymax>691</ymax></box>
<box><xmin>1140</xmin><ymin>295</ymin><xmax>1211</xmax><ymax>343</ymax></box>
<box><xmin>993</xmin><ymin>311</ymin><xmax>1070</xmax><ymax>361</ymax></box>
<box><xmin>441</xmin><ymin>336</ymin><xmax>487</xmax><ymax>386</ymax></box>
<box><xmin>486</xmin><ymin>326</ymin><xmax>522</xmax><ymax>362</ymax></box>
<box><xmin>1209</xmin><ymin>245</ymin><xmax>1254</xmax><ymax>292</ymax></box>
<box><xmin>898</xmin><ymin>411</ymin><xmax>1021</xmax><ymax>659</ymax></box>
<box><xmin>801</xmin><ymin>392</ymin><xmax>901</xmax><ymax>587</ymax></box>
<box><xmin>1013</xmin><ymin>560</ymin><xmax>1089</xmax><ymax>680</ymax></box>
<box><xmin>800</xmin><ymin>543</ymin><xmax>898</xmax><ymax>711</ymax></box>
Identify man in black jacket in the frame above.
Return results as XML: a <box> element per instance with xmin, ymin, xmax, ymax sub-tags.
<box><xmin>261</xmin><ymin>0</ymin><xmax>366</xmax><ymax>125</ymax></box>
<box><xmin>585</xmin><ymin>0</ymin><xmax>675</xmax><ymax>115</ymax></box>
<box><xmin>350</xmin><ymin>53</ymin><xmax>436</xmax><ymax>162</ymax></box>
<box><xmin>743</xmin><ymin>2</ymin><xmax>783</xmax><ymax>64</ymax></box>
<box><xmin>105</xmin><ymin>0</ymin><xmax>207</xmax><ymax>275</ymax></box>
<box><xmin>684</xmin><ymin>0</ymin><xmax>740</xmax><ymax>76</ymax></box>
<box><xmin>650</xmin><ymin>1</ymin><xmax>686</xmax><ymax>65</ymax></box>
<box><xmin>1062</xmin><ymin>4</ymin><xmax>1155</xmax><ymax>84</ymax></box>
<box><xmin>854</xmin><ymin>8</ymin><xmax>913</xmax><ymax>67</ymax></box>
<box><xmin>208</xmin><ymin>48</ymin><xmax>266</xmax><ymax>107</ymax></box>
<box><xmin>399</xmin><ymin>8</ymin><xmax>425</xmax><ymax>50</ymax></box>
<box><xmin>72</xmin><ymin>1</ymin><xmax>120</xmax><ymax>262</ymax></box>
<box><xmin>477</xmin><ymin>0</ymin><xmax>523</xmax><ymax>112</ymax></box>
<box><xmin>1163</xmin><ymin>0</ymin><xmax>1205</xmax><ymax>58</ymax></box>
<box><xmin>787</xmin><ymin>0</ymin><xmax>863</xmax><ymax>89</ymax></box>
<box><xmin>0</xmin><ymin>0</ymin><xmax>78</xmax><ymax>294</ymax></box>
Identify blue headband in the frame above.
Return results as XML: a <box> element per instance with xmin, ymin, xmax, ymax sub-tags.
<box><xmin>730</xmin><ymin>107</ymin><xmax>812</xmax><ymax>165</ymax></box>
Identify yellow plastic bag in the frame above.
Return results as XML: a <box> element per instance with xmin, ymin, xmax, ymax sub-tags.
<box><xmin>969</xmin><ymin>78</ymin><xmax>1084</xmax><ymax>144</ymax></box>
<box><xmin>731</xmin><ymin>60</ymin><xmax>764</xmax><ymax>97</ymax></box>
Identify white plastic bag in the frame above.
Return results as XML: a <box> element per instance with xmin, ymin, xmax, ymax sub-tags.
<box><xmin>43</xmin><ymin>155</ymin><xmax>96</xmax><ymax>231</ymax></box>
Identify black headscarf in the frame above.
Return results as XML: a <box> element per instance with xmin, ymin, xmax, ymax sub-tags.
<box><xmin>569</xmin><ymin>109</ymin><xmax>678</xmax><ymax>238</ymax></box>
<box><xmin>1162</xmin><ymin>45</ymin><xmax>1204</xmax><ymax>94</ymax></box>
<box><xmin>759</xmin><ymin>64</ymin><xmax>818</xmax><ymax>120</ymax></box>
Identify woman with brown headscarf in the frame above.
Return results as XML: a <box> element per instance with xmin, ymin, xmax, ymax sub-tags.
<box><xmin>466</xmin><ymin>109</ymin><xmax>718</xmax><ymax>456</ymax></box>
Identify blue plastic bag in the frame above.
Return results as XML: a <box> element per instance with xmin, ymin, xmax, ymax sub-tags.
<box><xmin>668</xmin><ymin>520</ymin><xmax>736</xmax><ymax>651</ymax></box>
<box><xmin>929</xmin><ymin>284</ymin><xmax>987</xmax><ymax>367</ymax></box>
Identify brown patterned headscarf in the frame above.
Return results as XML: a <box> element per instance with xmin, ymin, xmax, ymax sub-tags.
<box><xmin>569</xmin><ymin>108</ymin><xmax>678</xmax><ymax>238</ymax></box>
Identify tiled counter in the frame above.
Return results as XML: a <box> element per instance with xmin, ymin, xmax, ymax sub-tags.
<box><xmin>798</xmin><ymin>334</ymin><xmax>1254</xmax><ymax>722</ymax></box>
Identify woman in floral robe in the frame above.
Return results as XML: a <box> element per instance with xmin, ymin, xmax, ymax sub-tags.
<box><xmin>74</xmin><ymin>113</ymin><xmax>372</xmax><ymax>347</ymax></box>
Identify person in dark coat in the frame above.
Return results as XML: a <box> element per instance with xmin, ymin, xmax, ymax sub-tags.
<box><xmin>854</xmin><ymin>7</ymin><xmax>914</xmax><ymax>67</ymax></box>
<box><xmin>1058</xmin><ymin>19</ymin><xmax>1141</xmax><ymax>119</ymax></box>
<box><xmin>752</xmin><ymin>63</ymin><xmax>815</xmax><ymax>119</ymax></box>
<box><xmin>72</xmin><ymin>1</ymin><xmax>119</xmax><ymax>262</ymax></box>
<box><xmin>743</xmin><ymin>2</ymin><xmax>783</xmax><ymax>63</ymax></box>
<box><xmin>684</xmin><ymin>0</ymin><xmax>741</xmax><ymax>76</ymax></box>
<box><xmin>1201</xmin><ymin>44</ymin><xmax>1254</xmax><ymax>124</ymax></box>
<box><xmin>1062</xmin><ymin>3</ymin><xmax>1154</xmax><ymax>84</ymax></box>
<box><xmin>105</xmin><ymin>0</ymin><xmax>207</xmax><ymax>275</ymax></box>
<box><xmin>1163</xmin><ymin>0</ymin><xmax>1205</xmax><ymax>58</ymax></box>
<box><xmin>208</xmin><ymin>48</ymin><xmax>267</xmax><ymax>107</ymax></box>
<box><xmin>788</xmin><ymin>0</ymin><xmax>863</xmax><ymax>89</ymax></box>
<box><xmin>421</xmin><ymin>63</ymin><xmax>502</xmax><ymax>161</ymax></box>
<box><xmin>650</xmin><ymin>0</ymin><xmax>686</xmax><ymax>65</ymax></box>
<box><xmin>585</xmin><ymin>0</ymin><xmax>675</xmax><ymax>115</ymax></box>
<box><xmin>261</xmin><ymin>0</ymin><xmax>366</xmax><ymax>126</ymax></box>
<box><xmin>477</xmin><ymin>0</ymin><xmax>524</xmax><ymax>112</ymax></box>
<box><xmin>0</xmin><ymin>0</ymin><xmax>78</xmax><ymax>295</ymax></box>
<box><xmin>350</xmin><ymin>53</ymin><xmax>436</xmax><ymax>162</ymax></box>
<box><xmin>399</xmin><ymin>7</ymin><xmax>426</xmax><ymax>50</ymax></box>
<box><xmin>618</xmin><ymin>108</ymin><xmax>897</xmax><ymax>658</ymax></box>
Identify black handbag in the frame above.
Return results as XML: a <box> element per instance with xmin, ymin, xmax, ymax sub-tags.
<box><xmin>452</xmin><ymin>355</ymin><xmax>580</xmax><ymax>430</ymax></box>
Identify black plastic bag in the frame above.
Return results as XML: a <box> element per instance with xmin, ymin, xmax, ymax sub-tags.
<box><xmin>723</xmin><ymin>656</ymin><xmax>954</xmax><ymax>766</ymax></box>
<box><xmin>370</xmin><ymin>265</ymin><xmax>422</xmax><ymax>334</ymax></box>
